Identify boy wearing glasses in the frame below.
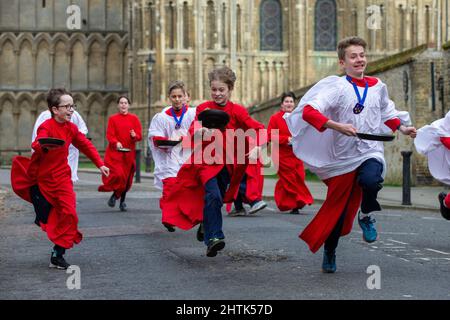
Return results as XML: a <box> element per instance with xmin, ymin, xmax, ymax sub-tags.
<box><xmin>11</xmin><ymin>88</ymin><xmax>109</xmax><ymax>269</ymax></box>
<box><xmin>32</xmin><ymin>105</ymin><xmax>88</xmax><ymax>182</ymax></box>
<box><xmin>285</xmin><ymin>37</ymin><xmax>417</xmax><ymax>273</ymax></box>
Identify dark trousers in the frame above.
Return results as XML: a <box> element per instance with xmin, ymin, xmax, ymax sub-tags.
<box><xmin>234</xmin><ymin>174</ymin><xmax>247</xmax><ymax>210</ymax></box>
<box><xmin>203</xmin><ymin>167</ymin><xmax>230</xmax><ymax>245</ymax></box>
<box><xmin>324</xmin><ymin>158</ymin><xmax>384</xmax><ymax>252</ymax></box>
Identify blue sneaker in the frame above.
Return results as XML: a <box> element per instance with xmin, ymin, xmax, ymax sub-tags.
<box><xmin>322</xmin><ymin>250</ymin><xmax>336</xmax><ymax>273</ymax></box>
<box><xmin>358</xmin><ymin>214</ymin><xmax>378</xmax><ymax>243</ymax></box>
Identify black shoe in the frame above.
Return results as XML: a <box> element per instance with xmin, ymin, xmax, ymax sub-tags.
<box><xmin>289</xmin><ymin>209</ymin><xmax>300</xmax><ymax>214</ymax></box>
<box><xmin>196</xmin><ymin>223</ymin><xmax>204</xmax><ymax>242</ymax></box>
<box><xmin>119</xmin><ymin>202</ymin><xmax>127</xmax><ymax>212</ymax></box>
<box><xmin>108</xmin><ymin>194</ymin><xmax>116</xmax><ymax>207</ymax></box>
<box><xmin>438</xmin><ymin>192</ymin><xmax>450</xmax><ymax>220</ymax></box>
<box><xmin>49</xmin><ymin>255</ymin><xmax>70</xmax><ymax>270</ymax></box>
<box><xmin>206</xmin><ymin>238</ymin><xmax>225</xmax><ymax>257</ymax></box>
<box><xmin>163</xmin><ymin>223</ymin><xmax>175</xmax><ymax>232</ymax></box>
<box><xmin>321</xmin><ymin>249</ymin><xmax>336</xmax><ymax>273</ymax></box>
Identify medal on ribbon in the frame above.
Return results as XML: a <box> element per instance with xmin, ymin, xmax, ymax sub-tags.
<box><xmin>346</xmin><ymin>75</ymin><xmax>369</xmax><ymax>115</ymax></box>
<box><xmin>171</xmin><ymin>105</ymin><xmax>186</xmax><ymax>129</ymax></box>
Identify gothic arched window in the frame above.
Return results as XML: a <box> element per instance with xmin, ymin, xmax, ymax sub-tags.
<box><xmin>314</xmin><ymin>0</ymin><xmax>337</xmax><ymax>51</ymax></box>
<box><xmin>260</xmin><ymin>0</ymin><xmax>282</xmax><ymax>51</ymax></box>
<box><xmin>206</xmin><ymin>1</ymin><xmax>216</xmax><ymax>50</ymax></box>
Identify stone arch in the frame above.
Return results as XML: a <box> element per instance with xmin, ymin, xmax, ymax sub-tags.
<box><xmin>33</xmin><ymin>33</ymin><xmax>53</xmax><ymax>53</ymax></box>
<box><xmin>0</xmin><ymin>93</ymin><xmax>17</xmax><ymax>111</ymax></box>
<box><xmin>105</xmin><ymin>40</ymin><xmax>122</xmax><ymax>90</ymax></box>
<box><xmin>105</xmin><ymin>34</ymin><xmax>124</xmax><ymax>49</ymax></box>
<box><xmin>16</xmin><ymin>33</ymin><xmax>34</xmax><ymax>52</ymax></box>
<box><xmin>53</xmin><ymin>39</ymin><xmax>69</xmax><ymax>87</ymax></box>
<box><xmin>205</xmin><ymin>1</ymin><xmax>216</xmax><ymax>50</ymax></box>
<box><xmin>86</xmin><ymin>94</ymin><xmax>105</xmax><ymax>149</ymax></box>
<box><xmin>88</xmin><ymin>40</ymin><xmax>105</xmax><ymax>90</ymax></box>
<box><xmin>17</xmin><ymin>93</ymin><xmax>34</xmax><ymax>148</ymax></box>
<box><xmin>87</xmin><ymin>33</ymin><xmax>106</xmax><ymax>54</ymax></box>
<box><xmin>71</xmin><ymin>39</ymin><xmax>88</xmax><ymax>90</ymax></box>
<box><xmin>203</xmin><ymin>57</ymin><xmax>215</xmax><ymax>99</ymax></box>
<box><xmin>36</xmin><ymin>39</ymin><xmax>52</xmax><ymax>89</ymax></box>
<box><xmin>0</xmin><ymin>39</ymin><xmax>17</xmax><ymax>88</ymax></box>
<box><xmin>72</xmin><ymin>93</ymin><xmax>88</xmax><ymax>121</ymax></box>
<box><xmin>69</xmin><ymin>34</ymin><xmax>88</xmax><ymax>52</ymax></box>
<box><xmin>18</xmin><ymin>38</ymin><xmax>33</xmax><ymax>89</ymax></box>
<box><xmin>34</xmin><ymin>93</ymin><xmax>48</xmax><ymax>118</ymax></box>
<box><xmin>0</xmin><ymin>96</ymin><xmax>15</xmax><ymax>150</ymax></box>
<box><xmin>0</xmin><ymin>33</ymin><xmax>18</xmax><ymax>53</ymax></box>
<box><xmin>51</xmin><ymin>33</ymin><xmax>70</xmax><ymax>53</ymax></box>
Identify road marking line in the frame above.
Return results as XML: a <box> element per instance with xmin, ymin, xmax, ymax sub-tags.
<box><xmin>425</xmin><ymin>248</ymin><xmax>450</xmax><ymax>255</ymax></box>
<box><xmin>379</xmin><ymin>246</ymin><xmax>406</xmax><ymax>249</ymax></box>
<box><xmin>421</xmin><ymin>217</ymin><xmax>442</xmax><ymax>220</ymax></box>
<box><xmin>399</xmin><ymin>258</ymin><xmax>410</xmax><ymax>262</ymax></box>
<box><xmin>266</xmin><ymin>207</ymin><xmax>276</xmax><ymax>212</ymax></box>
<box><xmin>415</xmin><ymin>258</ymin><xmax>431</xmax><ymax>261</ymax></box>
<box><xmin>377</xmin><ymin>213</ymin><xmax>402</xmax><ymax>217</ymax></box>
<box><xmin>387</xmin><ymin>239</ymin><xmax>409</xmax><ymax>245</ymax></box>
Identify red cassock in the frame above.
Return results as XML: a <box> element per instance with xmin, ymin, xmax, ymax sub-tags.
<box><xmin>10</xmin><ymin>118</ymin><xmax>104</xmax><ymax>249</ymax></box>
<box><xmin>161</xmin><ymin>100</ymin><xmax>266</xmax><ymax>230</ymax></box>
<box><xmin>268</xmin><ymin>111</ymin><xmax>313</xmax><ymax>211</ymax></box>
<box><xmin>98</xmin><ymin>113</ymin><xmax>142</xmax><ymax>198</ymax></box>
<box><xmin>242</xmin><ymin>160</ymin><xmax>264</xmax><ymax>204</ymax></box>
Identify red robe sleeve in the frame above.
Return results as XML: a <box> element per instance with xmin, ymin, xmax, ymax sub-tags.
<box><xmin>268</xmin><ymin>114</ymin><xmax>290</xmax><ymax>146</ymax></box>
<box><xmin>440</xmin><ymin>137</ymin><xmax>450</xmax><ymax>150</ymax></box>
<box><xmin>302</xmin><ymin>105</ymin><xmax>329</xmax><ymax>132</ymax></box>
<box><xmin>71</xmin><ymin>125</ymin><xmax>104</xmax><ymax>168</ymax></box>
<box><xmin>236</xmin><ymin>105</ymin><xmax>267</xmax><ymax>146</ymax></box>
<box><xmin>131</xmin><ymin>115</ymin><xmax>143</xmax><ymax>142</ymax></box>
<box><xmin>384</xmin><ymin>118</ymin><xmax>401</xmax><ymax>132</ymax></box>
<box><xmin>106</xmin><ymin>116</ymin><xmax>119</xmax><ymax>147</ymax></box>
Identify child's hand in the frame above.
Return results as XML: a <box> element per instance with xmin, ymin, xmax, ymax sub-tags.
<box><xmin>116</xmin><ymin>142</ymin><xmax>123</xmax><ymax>150</ymax></box>
<box><xmin>100</xmin><ymin>166</ymin><xmax>110</xmax><ymax>177</ymax></box>
<box><xmin>400</xmin><ymin>125</ymin><xmax>417</xmax><ymax>138</ymax></box>
<box><xmin>130</xmin><ymin>129</ymin><xmax>136</xmax><ymax>138</ymax></box>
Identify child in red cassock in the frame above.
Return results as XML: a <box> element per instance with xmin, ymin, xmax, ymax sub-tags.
<box><xmin>268</xmin><ymin>91</ymin><xmax>313</xmax><ymax>214</ymax></box>
<box><xmin>11</xmin><ymin>88</ymin><xmax>109</xmax><ymax>269</ymax></box>
<box><xmin>98</xmin><ymin>96</ymin><xmax>142</xmax><ymax>211</ymax></box>
<box><xmin>162</xmin><ymin>66</ymin><xmax>267</xmax><ymax>257</ymax></box>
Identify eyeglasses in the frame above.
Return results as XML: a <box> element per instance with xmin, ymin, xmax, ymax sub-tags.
<box><xmin>56</xmin><ymin>104</ymin><xmax>77</xmax><ymax>110</ymax></box>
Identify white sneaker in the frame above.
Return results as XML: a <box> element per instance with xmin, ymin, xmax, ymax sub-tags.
<box><xmin>228</xmin><ymin>206</ymin><xmax>247</xmax><ymax>217</ymax></box>
<box><xmin>248</xmin><ymin>200</ymin><xmax>267</xmax><ymax>215</ymax></box>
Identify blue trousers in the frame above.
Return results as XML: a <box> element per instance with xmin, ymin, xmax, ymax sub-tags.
<box><xmin>324</xmin><ymin>158</ymin><xmax>384</xmax><ymax>252</ymax></box>
<box><xmin>203</xmin><ymin>167</ymin><xmax>230</xmax><ymax>245</ymax></box>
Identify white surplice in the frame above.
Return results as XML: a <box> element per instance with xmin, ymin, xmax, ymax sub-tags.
<box><xmin>285</xmin><ymin>75</ymin><xmax>411</xmax><ymax>180</ymax></box>
<box><xmin>148</xmin><ymin>106</ymin><xmax>196</xmax><ymax>189</ymax></box>
<box><xmin>414</xmin><ymin>111</ymin><xmax>450</xmax><ymax>185</ymax></box>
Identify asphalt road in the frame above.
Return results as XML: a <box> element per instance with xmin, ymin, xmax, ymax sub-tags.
<box><xmin>1</xmin><ymin>169</ymin><xmax>450</xmax><ymax>300</ymax></box>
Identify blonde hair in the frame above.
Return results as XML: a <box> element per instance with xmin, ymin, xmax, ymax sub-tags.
<box><xmin>337</xmin><ymin>36</ymin><xmax>367</xmax><ymax>60</ymax></box>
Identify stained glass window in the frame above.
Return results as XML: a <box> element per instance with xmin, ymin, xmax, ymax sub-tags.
<box><xmin>260</xmin><ymin>0</ymin><xmax>282</xmax><ymax>51</ymax></box>
<box><xmin>314</xmin><ymin>0</ymin><xmax>337</xmax><ymax>51</ymax></box>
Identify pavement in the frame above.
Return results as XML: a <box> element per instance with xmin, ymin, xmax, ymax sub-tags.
<box><xmin>2</xmin><ymin>168</ymin><xmax>450</xmax><ymax>300</ymax></box>
<box><xmin>78</xmin><ymin>168</ymin><xmax>444</xmax><ymax>212</ymax></box>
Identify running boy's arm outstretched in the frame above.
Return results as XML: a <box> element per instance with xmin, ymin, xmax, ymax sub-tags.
<box><xmin>71</xmin><ymin>125</ymin><xmax>109</xmax><ymax>177</ymax></box>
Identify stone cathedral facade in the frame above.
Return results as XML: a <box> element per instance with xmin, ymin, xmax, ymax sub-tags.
<box><xmin>0</xmin><ymin>0</ymin><xmax>449</xmax><ymax>165</ymax></box>
<box><xmin>0</xmin><ymin>0</ymin><xmax>130</xmax><ymax>153</ymax></box>
<box><xmin>130</xmin><ymin>0</ymin><xmax>449</xmax><ymax>110</ymax></box>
